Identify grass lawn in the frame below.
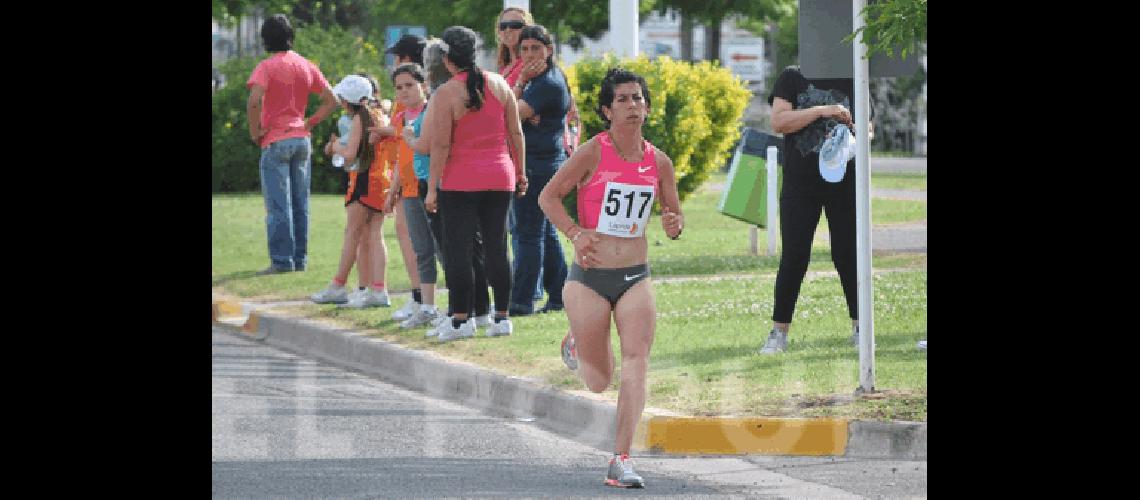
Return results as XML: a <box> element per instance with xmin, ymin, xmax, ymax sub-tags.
<box><xmin>872</xmin><ymin>173</ymin><xmax>927</xmax><ymax>192</ymax></box>
<box><xmin>214</xmin><ymin>171</ymin><xmax>925</xmax><ymax>299</ymax></box>
<box><xmin>283</xmin><ymin>268</ymin><xmax>926</xmax><ymax>421</ymax></box>
<box><xmin>214</xmin><ymin>169</ymin><xmax>927</xmax><ymax>420</ymax></box>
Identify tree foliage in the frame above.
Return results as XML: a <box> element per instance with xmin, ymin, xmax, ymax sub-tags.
<box><xmin>654</xmin><ymin>0</ymin><xmax>794</xmax><ymax>61</ymax></box>
<box><xmin>844</xmin><ymin>0</ymin><xmax>927</xmax><ymax>60</ymax></box>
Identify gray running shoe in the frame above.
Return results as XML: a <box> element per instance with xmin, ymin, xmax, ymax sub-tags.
<box><xmin>340</xmin><ymin>288</ymin><xmax>391</xmax><ymax>308</ymax></box>
<box><xmin>311</xmin><ymin>284</ymin><xmax>349</xmax><ymax>304</ymax></box>
<box><xmin>561</xmin><ymin>332</ymin><xmax>578</xmax><ymax>371</ymax></box>
<box><xmin>474</xmin><ymin>313</ymin><xmax>494</xmax><ymax>329</ymax></box>
<box><xmin>391</xmin><ymin>298</ymin><xmax>419</xmax><ymax>321</ymax></box>
<box><xmin>402</xmin><ymin>306</ymin><xmax>441</xmax><ymax>330</ymax></box>
<box><xmin>758</xmin><ymin>329</ymin><xmax>787</xmax><ymax>354</ymax></box>
<box><xmin>436</xmin><ymin>318</ymin><xmax>476</xmax><ymax>342</ymax></box>
<box><xmin>917</xmin><ymin>339</ymin><xmax>927</xmax><ymax>350</ymax></box>
<box><xmin>485</xmin><ymin>318</ymin><xmax>512</xmax><ymax>337</ymax></box>
<box><xmin>604</xmin><ymin>455</ymin><xmax>645</xmax><ymax>488</ymax></box>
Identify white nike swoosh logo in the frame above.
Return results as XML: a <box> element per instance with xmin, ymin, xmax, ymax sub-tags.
<box><xmin>637</xmin><ymin>166</ymin><xmax>651</xmax><ymax>173</ymax></box>
<box><xmin>624</xmin><ymin>273</ymin><xmax>644</xmax><ymax>281</ymax></box>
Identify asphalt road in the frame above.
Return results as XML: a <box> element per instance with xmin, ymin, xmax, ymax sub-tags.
<box><xmin>212</xmin><ymin>328</ymin><xmax>925</xmax><ymax>498</ymax></box>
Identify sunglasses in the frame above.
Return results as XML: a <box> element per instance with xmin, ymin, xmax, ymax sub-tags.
<box><xmin>498</xmin><ymin>20</ymin><xmax>525</xmax><ymax>30</ymax></box>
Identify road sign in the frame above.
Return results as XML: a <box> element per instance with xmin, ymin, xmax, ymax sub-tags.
<box><xmin>722</xmin><ymin>40</ymin><xmax>765</xmax><ymax>87</ymax></box>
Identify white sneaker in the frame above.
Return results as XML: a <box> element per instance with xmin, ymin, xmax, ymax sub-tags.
<box><xmin>436</xmin><ymin>318</ymin><xmax>476</xmax><ymax>342</ymax></box>
<box><xmin>369</xmin><ymin>288</ymin><xmax>391</xmax><ymax>306</ymax></box>
<box><xmin>759</xmin><ymin>329</ymin><xmax>788</xmax><ymax>354</ymax></box>
<box><xmin>474</xmin><ymin>313</ymin><xmax>494</xmax><ymax>328</ymax></box>
<box><xmin>346</xmin><ymin>288</ymin><xmax>365</xmax><ymax>302</ymax></box>
<box><xmin>485</xmin><ymin>317</ymin><xmax>513</xmax><ymax>337</ymax></box>
<box><xmin>403</xmin><ymin>305</ymin><xmax>442</xmax><ymax>330</ymax></box>
<box><xmin>341</xmin><ymin>288</ymin><xmax>391</xmax><ymax>308</ymax></box>
<box><xmin>392</xmin><ymin>298</ymin><xmax>420</xmax><ymax>321</ymax></box>
<box><xmin>917</xmin><ymin>340</ymin><xmax>927</xmax><ymax>350</ymax></box>
<box><xmin>311</xmin><ymin>284</ymin><xmax>349</xmax><ymax>304</ymax></box>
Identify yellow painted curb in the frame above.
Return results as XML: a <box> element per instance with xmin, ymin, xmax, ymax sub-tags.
<box><xmin>212</xmin><ymin>299</ymin><xmax>243</xmax><ymax>323</ymax></box>
<box><xmin>640</xmin><ymin>416</ymin><xmax>848</xmax><ymax>455</ymax></box>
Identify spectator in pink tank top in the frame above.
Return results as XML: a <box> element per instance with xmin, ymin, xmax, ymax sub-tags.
<box><xmin>421</xmin><ymin>26</ymin><xmax>528</xmax><ymax>342</ymax></box>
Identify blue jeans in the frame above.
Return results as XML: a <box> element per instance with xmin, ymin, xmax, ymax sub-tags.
<box><xmin>510</xmin><ymin>201</ymin><xmax>544</xmax><ymax>301</ymax></box>
<box><xmin>509</xmin><ymin>169</ymin><xmax>568</xmax><ymax>311</ymax></box>
<box><xmin>259</xmin><ymin>136</ymin><xmax>312</xmax><ymax>271</ymax></box>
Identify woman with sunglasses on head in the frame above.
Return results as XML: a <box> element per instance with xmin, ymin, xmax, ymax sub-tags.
<box><xmin>538</xmin><ymin>68</ymin><xmax>684</xmax><ymax>489</ymax></box>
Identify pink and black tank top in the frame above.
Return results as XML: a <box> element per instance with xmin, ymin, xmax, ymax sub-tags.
<box><xmin>577</xmin><ymin>131</ymin><xmax>659</xmax><ymax>238</ymax></box>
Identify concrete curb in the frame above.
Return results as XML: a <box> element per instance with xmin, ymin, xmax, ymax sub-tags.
<box><xmin>212</xmin><ymin>298</ymin><xmax>926</xmax><ymax>459</ymax></box>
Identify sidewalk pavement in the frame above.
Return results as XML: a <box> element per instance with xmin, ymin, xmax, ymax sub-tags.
<box><xmin>213</xmin><ymin>296</ymin><xmax>926</xmax><ymax>460</ymax></box>
<box><xmin>870</xmin><ymin>156</ymin><xmax>926</xmax><ymax>175</ymax></box>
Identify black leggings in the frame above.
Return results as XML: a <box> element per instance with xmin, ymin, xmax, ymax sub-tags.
<box><xmin>772</xmin><ymin>175</ymin><xmax>858</xmax><ymax>323</ymax></box>
<box><xmin>438</xmin><ymin>190</ymin><xmax>512</xmax><ymax>316</ymax></box>
<box><xmin>422</xmin><ymin>180</ymin><xmax>489</xmax><ymax>316</ymax></box>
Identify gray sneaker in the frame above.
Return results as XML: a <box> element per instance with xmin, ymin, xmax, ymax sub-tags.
<box><xmin>436</xmin><ymin>318</ymin><xmax>476</xmax><ymax>342</ymax></box>
<box><xmin>485</xmin><ymin>317</ymin><xmax>512</xmax><ymax>337</ymax></box>
<box><xmin>341</xmin><ymin>288</ymin><xmax>391</xmax><ymax>308</ymax></box>
<box><xmin>391</xmin><ymin>298</ymin><xmax>419</xmax><ymax>321</ymax></box>
<box><xmin>311</xmin><ymin>284</ymin><xmax>349</xmax><ymax>304</ymax></box>
<box><xmin>604</xmin><ymin>455</ymin><xmax>645</xmax><ymax>488</ymax></box>
<box><xmin>402</xmin><ymin>306</ymin><xmax>441</xmax><ymax>330</ymax></box>
<box><xmin>917</xmin><ymin>339</ymin><xmax>927</xmax><ymax>350</ymax></box>
<box><xmin>758</xmin><ymin>329</ymin><xmax>787</xmax><ymax>354</ymax></box>
<box><xmin>474</xmin><ymin>313</ymin><xmax>494</xmax><ymax>329</ymax></box>
<box><xmin>424</xmin><ymin>314</ymin><xmax>449</xmax><ymax>337</ymax></box>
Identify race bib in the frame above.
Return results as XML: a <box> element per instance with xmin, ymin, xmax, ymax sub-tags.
<box><xmin>595</xmin><ymin>182</ymin><xmax>655</xmax><ymax>238</ymax></box>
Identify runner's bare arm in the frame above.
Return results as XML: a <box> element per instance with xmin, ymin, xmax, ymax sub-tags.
<box><xmin>655</xmin><ymin>150</ymin><xmax>684</xmax><ymax>239</ymax></box>
<box><xmin>538</xmin><ymin>137</ymin><xmax>600</xmax><ymax>237</ymax></box>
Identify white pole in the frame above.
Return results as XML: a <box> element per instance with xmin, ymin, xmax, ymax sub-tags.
<box><xmin>503</xmin><ymin>0</ymin><xmax>529</xmax><ymax>10</ymax></box>
<box><xmin>853</xmin><ymin>0</ymin><xmax>875</xmax><ymax>394</ymax></box>
<box><xmin>609</xmin><ymin>0</ymin><xmax>639</xmax><ymax>57</ymax></box>
<box><xmin>766</xmin><ymin>145</ymin><xmax>779</xmax><ymax>256</ymax></box>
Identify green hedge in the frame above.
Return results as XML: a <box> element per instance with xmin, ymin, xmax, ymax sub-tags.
<box><xmin>565</xmin><ymin>55</ymin><xmax>752</xmax><ymax>205</ymax></box>
<box><xmin>212</xmin><ymin>25</ymin><xmax>395</xmax><ymax>193</ymax></box>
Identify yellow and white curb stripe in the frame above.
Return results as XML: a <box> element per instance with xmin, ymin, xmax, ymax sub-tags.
<box><xmin>634</xmin><ymin>415</ymin><xmax>848</xmax><ymax>455</ymax></box>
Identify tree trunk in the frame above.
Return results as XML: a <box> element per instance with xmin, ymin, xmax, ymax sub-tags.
<box><xmin>767</xmin><ymin>20</ymin><xmax>778</xmax><ymax>77</ymax></box>
<box><xmin>706</xmin><ymin>15</ymin><xmax>722</xmax><ymax>63</ymax></box>
<box><xmin>680</xmin><ymin>13</ymin><xmax>693</xmax><ymax>61</ymax></box>
<box><xmin>236</xmin><ymin>14</ymin><xmax>243</xmax><ymax>57</ymax></box>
